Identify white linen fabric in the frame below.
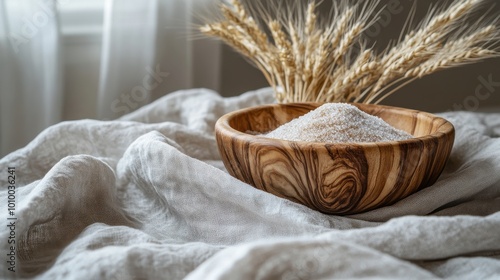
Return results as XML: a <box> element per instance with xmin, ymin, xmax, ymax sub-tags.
<box><xmin>1</xmin><ymin>88</ymin><xmax>499</xmax><ymax>279</ymax></box>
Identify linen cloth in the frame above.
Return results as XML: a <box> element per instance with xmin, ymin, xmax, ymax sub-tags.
<box><xmin>0</xmin><ymin>88</ymin><xmax>499</xmax><ymax>279</ymax></box>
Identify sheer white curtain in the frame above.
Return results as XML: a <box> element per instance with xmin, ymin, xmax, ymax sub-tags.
<box><xmin>97</xmin><ymin>0</ymin><xmax>159</xmax><ymax>119</ymax></box>
<box><xmin>0</xmin><ymin>0</ymin><xmax>220</xmax><ymax>156</ymax></box>
<box><xmin>0</xmin><ymin>0</ymin><xmax>62</xmax><ymax>157</ymax></box>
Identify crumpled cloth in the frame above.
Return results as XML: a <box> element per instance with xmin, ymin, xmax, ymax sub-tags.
<box><xmin>1</xmin><ymin>88</ymin><xmax>499</xmax><ymax>279</ymax></box>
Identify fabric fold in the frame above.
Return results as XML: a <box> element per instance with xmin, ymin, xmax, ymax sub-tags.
<box><xmin>0</xmin><ymin>88</ymin><xmax>498</xmax><ymax>279</ymax></box>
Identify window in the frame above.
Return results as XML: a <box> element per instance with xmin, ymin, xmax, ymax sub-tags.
<box><xmin>57</xmin><ymin>0</ymin><xmax>105</xmax><ymax>41</ymax></box>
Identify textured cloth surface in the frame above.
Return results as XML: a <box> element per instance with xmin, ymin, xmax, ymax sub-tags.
<box><xmin>1</xmin><ymin>88</ymin><xmax>499</xmax><ymax>279</ymax></box>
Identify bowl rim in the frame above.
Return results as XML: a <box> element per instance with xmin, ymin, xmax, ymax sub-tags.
<box><xmin>215</xmin><ymin>102</ymin><xmax>455</xmax><ymax>148</ymax></box>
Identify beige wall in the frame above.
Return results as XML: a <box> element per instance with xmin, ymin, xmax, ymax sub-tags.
<box><xmin>218</xmin><ymin>0</ymin><xmax>500</xmax><ymax>113</ymax></box>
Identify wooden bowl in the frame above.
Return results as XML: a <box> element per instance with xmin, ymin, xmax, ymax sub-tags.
<box><xmin>215</xmin><ymin>103</ymin><xmax>455</xmax><ymax>215</ymax></box>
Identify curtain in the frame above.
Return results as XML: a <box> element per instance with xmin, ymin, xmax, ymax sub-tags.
<box><xmin>0</xmin><ymin>0</ymin><xmax>62</xmax><ymax>157</ymax></box>
<box><xmin>0</xmin><ymin>0</ymin><xmax>221</xmax><ymax>156</ymax></box>
<box><xmin>97</xmin><ymin>0</ymin><xmax>159</xmax><ymax>119</ymax></box>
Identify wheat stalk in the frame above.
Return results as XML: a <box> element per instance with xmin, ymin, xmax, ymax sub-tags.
<box><xmin>201</xmin><ymin>0</ymin><xmax>499</xmax><ymax>104</ymax></box>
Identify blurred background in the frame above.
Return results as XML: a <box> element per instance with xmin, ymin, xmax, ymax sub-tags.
<box><xmin>1</xmin><ymin>0</ymin><xmax>499</xmax><ymax>157</ymax></box>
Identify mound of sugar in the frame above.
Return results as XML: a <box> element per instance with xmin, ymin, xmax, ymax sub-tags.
<box><xmin>265</xmin><ymin>103</ymin><xmax>413</xmax><ymax>143</ymax></box>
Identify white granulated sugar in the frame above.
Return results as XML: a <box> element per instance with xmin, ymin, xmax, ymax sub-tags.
<box><xmin>265</xmin><ymin>103</ymin><xmax>413</xmax><ymax>143</ymax></box>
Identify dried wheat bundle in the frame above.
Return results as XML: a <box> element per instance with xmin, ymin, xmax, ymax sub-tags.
<box><xmin>201</xmin><ymin>0</ymin><xmax>499</xmax><ymax>104</ymax></box>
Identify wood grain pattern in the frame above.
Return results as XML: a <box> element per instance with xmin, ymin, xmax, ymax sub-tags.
<box><xmin>215</xmin><ymin>103</ymin><xmax>455</xmax><ymax>215</ymax></box>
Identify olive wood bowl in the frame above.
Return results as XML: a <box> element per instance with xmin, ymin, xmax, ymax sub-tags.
<box><xmin>215</xmin><ymin>103</ymin><xmax>455</xmax><ymax>215</ymax></box>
